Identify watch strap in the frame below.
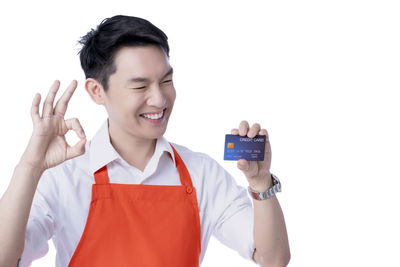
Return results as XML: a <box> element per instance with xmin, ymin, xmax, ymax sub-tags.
<box><xmin>248</xmin><ymin>173</ymin><xmax>281</xmax><ymax>200</ymax></box>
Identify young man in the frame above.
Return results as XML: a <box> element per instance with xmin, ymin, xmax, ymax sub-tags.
<box><xmin>0</xmin><ymin>15</ymin><xmax>290</xmax><ymax>266</ymax></box>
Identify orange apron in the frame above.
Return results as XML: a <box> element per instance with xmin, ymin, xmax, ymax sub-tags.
<box><xmin>68</xmin><ymin>142</ymin><xmax>201</xmax><ymax>267</ymax></box>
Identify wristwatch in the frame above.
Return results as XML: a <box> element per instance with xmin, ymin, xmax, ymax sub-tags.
<box><xmin>247</xmin><ymin>173</ymin><xmax>281</xmax><ymax>200</ymax></box>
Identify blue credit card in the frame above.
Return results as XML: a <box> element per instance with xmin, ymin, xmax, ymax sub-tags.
<box><xmin>224</xmin><ymin>134</ymin><xmax>266</xmax><ymax>161</ymax></box>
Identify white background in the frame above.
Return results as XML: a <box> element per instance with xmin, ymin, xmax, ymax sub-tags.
<box><xmin>0</xmin><ymin>0</ymin><xmax>399</xmax><ymax>266</ymax></box>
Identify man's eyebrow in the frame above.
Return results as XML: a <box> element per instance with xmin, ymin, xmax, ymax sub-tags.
<box><xmin>127</xmin><ymin>67</ymin><xmax>174</xmax><ymax>83</ymax></box>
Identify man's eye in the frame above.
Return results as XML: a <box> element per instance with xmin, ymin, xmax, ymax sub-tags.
<box><xmin>132</xmin><ymin>80</ymin><xmax>171</xmax><ymax>90</ymax></box>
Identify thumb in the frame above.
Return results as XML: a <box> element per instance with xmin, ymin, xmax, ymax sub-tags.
<box><xmin>237</xmin><ymin>159</ymin><xmax>258</xmax><ymax>178</ymax></box>
<box><xmin>66</xmin><ymin>137</ymin><xmax>87</xmax><ymax>160</ymax></box>
<box><xmin>237</xmin><ymin>159</ymin><xmax>249</xmax><ymax>171</ymax></box>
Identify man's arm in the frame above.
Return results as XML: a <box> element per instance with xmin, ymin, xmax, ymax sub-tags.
<box><xmin>251</xmin><ymin>176</ymin><xmax>290</xmax><ymax>267</ymax></box>
<box><xmin>0</xmin><ymin>163</ymin><xmax>43</xmax><ymax>267</ymax></box>
<box><xmin>1</xmin><ymin>80</ymin><xmax>86</xmax><ymax>267</ymax></box>
<box><xmin>232</xmin><ymin>120</ymin><xmax>290</xmax><ymax>266</ymax></box>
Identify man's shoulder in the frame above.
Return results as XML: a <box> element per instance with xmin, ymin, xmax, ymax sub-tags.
<box><xmin>167</xmin><ymin>141</ymin><xmax>223</xmax><ymax>174</ymax></box>
<box><xmin>168</xmin><ymin>142</ymin><xmax>213</xmax><ymax>162</ymax></box>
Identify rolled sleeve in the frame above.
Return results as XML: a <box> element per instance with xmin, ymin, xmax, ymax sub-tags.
<box><xmin>18</xmin><ymin>169</ymin><xmax>57</xmax><ymax>267</ymax></box>
<box><xmin>209</xmin><ymin>158</ymin><xmax>256</xmax><ymax>263</ymax></box>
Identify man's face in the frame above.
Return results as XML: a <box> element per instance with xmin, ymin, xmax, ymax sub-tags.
<box><xmin>103</xmin><ymin>45</ymin><xmax>176</xmax><ymax>141</ymax></box>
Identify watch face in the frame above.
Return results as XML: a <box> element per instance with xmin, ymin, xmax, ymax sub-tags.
<box><xmin>271</xmin><ymin>174</ymin><xmax>280</xmax><ymax>185</ymax></box>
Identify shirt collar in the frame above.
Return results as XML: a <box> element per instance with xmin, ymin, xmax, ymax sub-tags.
<box><xmin>89</xmin><ymin>118</ymin><xmax>176</xmax><ymax>174</ymax></box>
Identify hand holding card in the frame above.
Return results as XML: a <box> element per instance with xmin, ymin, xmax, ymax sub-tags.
<box><xmin>228</xmin><ymin>120</ymin><xmax>273</xmax><ymax>191</ymax></box>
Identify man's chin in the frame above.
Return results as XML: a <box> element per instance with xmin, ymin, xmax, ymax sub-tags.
<box><xmin>143</xmin><ymin>125</ymin><xmax>168</xmax><ymax>140</ymax></box>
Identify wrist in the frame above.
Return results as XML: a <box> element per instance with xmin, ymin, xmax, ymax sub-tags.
<box><xmin>19</xmin><ymin>153</ymin><xmax>46</xmax><ymax>172</ymax></box>
<box><xmin>248</xmin><ymin>173</ymin><xmax>282</xmax><ymax>201</ymax></box>
<box><xmin>249</xmin><ymin>173</ymin><xmax>273</xmax><ymax>192</ymax></box>
<box><xmin>16</xmin><ymin>161</ymin><xmax>45</xmax><ymax>180</ymax></box>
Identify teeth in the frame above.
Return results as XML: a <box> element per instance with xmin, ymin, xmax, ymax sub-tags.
<box><xmin>142</xmin><ymin>110</ymin><xmax>164</xmax><ymax>119</ymax></box>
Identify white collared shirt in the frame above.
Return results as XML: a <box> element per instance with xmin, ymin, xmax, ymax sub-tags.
<box><xmin>19</xmin><ymin>118</ymin><xmax>256</xmax><ymax>267</ymax></box>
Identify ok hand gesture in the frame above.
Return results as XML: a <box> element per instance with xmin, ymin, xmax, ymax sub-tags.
<box><xmin>20</xmin><ymin>80</ymin><xmax>87</xmax><ymax>173</ymax></box>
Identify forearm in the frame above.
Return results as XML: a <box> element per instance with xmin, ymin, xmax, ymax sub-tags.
<box><xmin>252</xmin><ymin>176</ymin><xmax>290</xmax><ymax>266</ymax></box>
<box><xmin>0</xmin><ymin>163</ymin><xmax>43</xmax><ymax>267</ymax></box>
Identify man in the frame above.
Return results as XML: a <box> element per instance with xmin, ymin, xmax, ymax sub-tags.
<box><xmin>0</xmin><ymin>15</ymin><xmax>290</xmax><ymax>266</ymax></box>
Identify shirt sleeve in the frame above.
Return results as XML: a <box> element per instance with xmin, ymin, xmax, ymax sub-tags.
<box><xmin>18</xmin><ymin>168</ymin><xmax>58</xmax><ymax>267</ymax></box>
<box><xmin>208</xmin><ymin>158</ymin><xmax>257</xmax><ymax>264</ymax></box>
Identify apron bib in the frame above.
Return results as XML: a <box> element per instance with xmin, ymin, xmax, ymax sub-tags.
<box><xmin>68</xmin><ymin>142</ymin><xmax>201</xmax><ymax>267</ymax></box>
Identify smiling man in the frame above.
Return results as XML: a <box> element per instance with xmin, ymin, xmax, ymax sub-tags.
<box><xmin>0</xmin><ymin>15</ymin><xmax>290</xmax><ymax>267</ymax></box>
<box><xmin>87</xmin><ymin>44</ymin><xmax>176</xmax><ymax>172</ymax></box>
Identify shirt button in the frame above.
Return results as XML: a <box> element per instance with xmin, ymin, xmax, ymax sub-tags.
<box><xmin>186</xmin><ymin>186</ymin><xmax>193</xmax><ymax>194</ymax></box>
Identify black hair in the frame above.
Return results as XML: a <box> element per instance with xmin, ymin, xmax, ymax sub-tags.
<box><xmin>77</xmin><ymin>15</ymin><xmax>170</xmax><ymax>92</ymax></box>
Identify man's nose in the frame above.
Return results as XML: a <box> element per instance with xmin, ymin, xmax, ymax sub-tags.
<box><xmin>146</xmin><ymin>85</ymin><xmax>166</xmax><ymax>107</ymax></box>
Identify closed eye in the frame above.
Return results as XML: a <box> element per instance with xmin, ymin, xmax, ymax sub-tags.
<box><xmin>132</xmin><ymin>80</ymin><xmax>172</xmax><ymax>90</ymax></box>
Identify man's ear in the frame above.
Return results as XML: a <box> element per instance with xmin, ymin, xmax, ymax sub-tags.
<box><xmin>85</xmin><ymin>78</ymin><xmax>106</xmax><ymax>105</ymax></box>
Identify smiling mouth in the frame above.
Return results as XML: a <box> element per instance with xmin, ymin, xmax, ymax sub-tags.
<box><xmin>140</xmin><ymin>108</ymin><xmax>167</xmax><ymax>120</ymax></box>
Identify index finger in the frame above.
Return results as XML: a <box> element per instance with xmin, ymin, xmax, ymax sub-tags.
<box><xmin>42</xmin><ymin>80</ymin><xmax>61</xmax><ymax>118</ymax></box>
<box><xmin>239</xmin><ymin>120</ymin><xmax>249</xmax><ymax>136</ymax></box>
<box><xmin>54</xmin><ymin>80</ymin><xmax>78</xmax><ymax>117</ymax></box>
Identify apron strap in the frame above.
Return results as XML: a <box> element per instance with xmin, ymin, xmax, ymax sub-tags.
<box><xmin>169</xmin><ymin>143</ymin><xmax>194</xmax><ymax>189</ymax></box>
<box><xmin>94</xmin><ymin>165</ymin><xmax>110</xmax><ymax>184</ymax></box>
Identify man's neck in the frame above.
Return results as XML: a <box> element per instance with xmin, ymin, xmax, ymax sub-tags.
<box><xmin>108</xmin><ymin>123</ymin><xmax>157</xmax><ymax>172</ymax></box>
